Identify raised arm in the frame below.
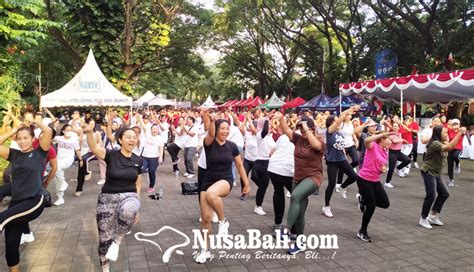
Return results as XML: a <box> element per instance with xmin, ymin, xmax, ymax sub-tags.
<box><xmin>0</xmin><ymin>128</ymin><xmax>18</xmax><ymax>159</ymax></box>
<box><xmin>365</xmin><ymin>132</ymin><xmax>395</xmax><ymax>149</ymax></box>
<box><xmin>442</xmin><ymin>127</ymin><xmax>466</xmax><ymax>152</ymax></box>
<box><xmin>33</xmin><ymin>120</ymin><xmax>52</xmax><ymax>151</ymax></box>
<box><xmin>279</xmin><ymin>114</ymin><xmax>293</xmax><ymax>141</ymax></box>
<box><xmin>246</xmin><ymin>112</ymin><xmax>257</xmax><ymax>135</ymax></box>
<box><xmin>44</xmin><ymin>108</ymin><xmax>57</xmax><ymax>123</ymax></box>
<box><xmin>328</xmin><ymin>106</ymin><xmax>359</xmax><ymax>133</ymax></box>
<box><xmin>204</xmin><ymin>112</ymin><xmax>216</xmax><ymax>146</ymax></box>
<box><xmin>302</xmin><ymin>122</ymin><xmax>323</xmax><ymax>151</ymax></box>
<box><xmin>83</xmin><ymin>123</ymin><xmax>106</xmax><ymax>160</ymax></box>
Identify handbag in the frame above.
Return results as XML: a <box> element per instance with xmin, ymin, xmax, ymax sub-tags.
<box><xmin>181</xmin><ymin>180</ymin><xmax>199</xmax><ymax>195</ymax></box>
<box><xmin>41</xmin><ymin>188</ymin><xmax>52</xmax><ymax>208</ymax></box>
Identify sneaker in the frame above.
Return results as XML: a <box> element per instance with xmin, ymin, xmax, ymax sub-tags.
<box><xmin>285</xmin><ymin>191</ymin><xmax>291</xmax><ymax>198</ymax></box>
<box><xmin>217</xmin><ymin>219</ymin><xmax>229</xmax><ymax>236</ymax></box>
<box><xmin>240</xmin><ymin>194</ymin><xmax>247</xmax><ymax>201</ymax></box>
<box><xmin>53</xmin><ymin>198</ymin><xmax>65</xmax><ymax>206</ymax></box>
<box><xmin>254</xmin><ymin>206</ymin><xmax>266</xmax><ymax>216</ymax></box>
<box><xmin>448</xmin><ymin>180</ymin><xmax>455</xmax><ymax>187</ymax></box>
<box><xmin>105</xmin><ymin>241</ymin><xmax>120</xmax><ymax>261</ymax></box>
<box><xmin>20</xmin><ymin>233</ymin><xmax>35</xmax><ymax>245</ymax></box>
<box><xmin>59</xmin><ymin>182</ymin><xmax>68</xmax><ymax>192</ymax></box>
<box><xmin>357</xmin><ymin>231</ymin><xmax>371</xmax><ymax>242</ymax></box>
<box><xmin>335</xmin><ymin>184</ymin><xmax>341</xmax><ymax>193</ymax></box>
<box><xmin>212</xmin><ymin>212</ymin><xmax>219</xmax><ymax>223</ymax></box>
<box><xmin>397</xmin><ymin>169</ymin><xmax>405</xmax><ymax>178</ymax></box>
<box><xmin>404</xmin><ymin>167</ymin><xmax>410</xmax><ymax>175</ymax></box>
<box><xmin>172</xmin><ymin>158</ymin><xmax>181</xmax><ymax>165</ymax></box>
<box><xmin>232</xmin><ymin>181</ymin><xmax>237</xmax><ymax>187</ymax></box>
<box><xmin>339</xmin><ymin>187</ymin><xmax>347</xmax><ymax>199</ymax></box>
<box><xmin>312</xmin><ymin>188</ymin><xmax>319</xmax><ymax>195</ymax></box>
<box><xmin>384</xmin><ymin>183</ymin><xmax>394</xmax><ymax>188</ymax></box>
<box><xmin>85</xmin><ymin>172</ymin><xmax>92</xmax><ymax>181</ymax></box>
<box><xmin>353</xmin><ymin>167</ymin><xmax>358</xmax><ymax>173</ymax></box>
<box><xmin>356</xmin><ymin>193</ymin><xmax>365</xmax><ymax>213</ymax></box>
<box><xmin>97</xmin><ymin>179</ymin><xmax>106</xmax><ymax>185</ymax></box>
<box><xmin>147</xmin><ymin>187</ymin><xmax>155</xmax><ymax>193</ymax></box>
<box><xmin>194</xmin><ymin>249</ymin><xmax>212</xmax><ymax>264</ymax></box>
<box><xmin>322</xmin><ymin>206</ymin><xmax>334</xmax><ymax>218</ymax></box>
<box><xmin>455</xmin><ymin>164</ymin><xmax>461</xmax><ymax>174</ymax></box>
<box><xmin>187</xmin><ymin>174</ymin><xmax>195</xmax><ymax>179</ymax></box>
<box><xmin>288</xmin><ymin>244</ymin><xmax>302</xmax><ymax>255</ymax></box>
<box><xmin>414</xmin><ymin>162</ymin><xmax>419</xmax><ymax>169</ymax></box>
<box><xmin>183</xmin><ymin>172</ymin><xmax>189</xmax><ymax>177</ymax></box>
<box><xmin>74</xmin><ymin>191</ymin><xmax>82</xmax><ymax>197</ymax></box>
<box><xmin>418</xmin><ymin>218</ymin><xmax>432</xmax><ymax>229</ymax></box>
<box><xmin>427</xmin><ymin>214</ymin><xmax>444</xmax><ymax>226</ymax></box>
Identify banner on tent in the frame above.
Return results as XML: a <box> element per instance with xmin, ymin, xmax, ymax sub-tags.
<box><xmin>375</xmin><ymin>49</ymin><xmax>397</xmax><ymax>79</ymax></box>
<box><xmin>42</xmin><ymin>97</ymin><xmax>131</xmax><ymax>105</ymax></box>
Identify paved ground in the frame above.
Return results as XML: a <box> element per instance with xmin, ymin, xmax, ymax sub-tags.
<box><xmin>1</xmin><ymin>154</ymin><xmax>473</xmax><ymax>272</ymax></box>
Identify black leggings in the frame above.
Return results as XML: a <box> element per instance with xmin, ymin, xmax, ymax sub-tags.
<box><xmin>325</xmin><ymin>160</ymin><xmax>357</xmax><ymax>206</ymax></box>
<box><xmin>447</xmin><ymin>149</ymin><xmax>462</xmax><ymax>180</ymax></box>
<box><xmin>252</xmin><ymin>160</ymin><xmax>270</xmax><ymax>207</ymax></box>
<box><xmin>385</xmin><ymin>149</ymin><xmax>411</xmax><ymax>183</ymax></box>
<box><xmin>0</xmin><ymin>195</ymin><xmax>44</xmax><ymax>267</ymax></box>
<box><xmin>337</xmin><ymin>146</ymin><xmax>359</xmax><ymax>184</ymax></box>
<box><xmin>411</xmin><ymin>141</ymin><xmax>418</xmax><ymax>162</ymax></box>
<box><xmin>356</xmin><ymin>177</ymin><xmax>389</xmax><ymax>234</ymax></box>
<box><xmin>167</xmin><ymin>143</ymin><xmax>182</xmax><ymax>172</ymax></box>
<box><xmin>240</xmin><ymin>159</ymin><xmax>255</xmax><ymax>192</ymax></box>
<box><xmin>268</xmin><ymin>172</ymin><xmax>293</xmax><ymax>225</ymax></box>
<box><xmin>76</xmin><ymin>152</ymin><xmax>97</xmax><ymax>192</ymax></box>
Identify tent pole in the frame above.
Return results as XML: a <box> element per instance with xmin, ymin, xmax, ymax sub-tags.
<box><xmin>400</xmin><ymin>90</ymin><xmax>404</xmax><ymax>121</ymax></box>
<box><xmin>339</xmin><ymin>91</ymin><xmax>342</xmax><ymax>114</ymax></box>
<box><xmin>413</xmin><ymin>103</ymin><xmax>416</xmax><ymax>120</ymax></box>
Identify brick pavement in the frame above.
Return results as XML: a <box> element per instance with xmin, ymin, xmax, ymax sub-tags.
<box><xmin>1</xmin><ymin>157</ymin><xmax>473</xmax><ymax>271</ymax></box>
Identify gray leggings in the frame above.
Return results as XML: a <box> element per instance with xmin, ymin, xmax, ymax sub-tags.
<box><xmin>96</xmin><ymin>193</ymin><xmax>140</xmax><ymax>256</ymax></box>
<box><xmin>287</xmin><ymin>178</ymin><xmax>318</xmax><ymax>235</ymax></box>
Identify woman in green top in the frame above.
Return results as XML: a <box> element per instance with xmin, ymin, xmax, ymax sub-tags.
<box><xmin>419</xmin><ymin>125</ymin><xmax>466</xmax><ymax>229</ymax></box>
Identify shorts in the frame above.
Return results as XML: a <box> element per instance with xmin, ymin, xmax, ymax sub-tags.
<box><xmin>200</xmin><ymin>179</ymin><xmax>233</xmax><ymax>192</ymax></box>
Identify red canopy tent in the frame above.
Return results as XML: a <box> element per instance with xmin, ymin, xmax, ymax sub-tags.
<box><xmin>235</xmin><ymin>97</ymin><xmax>253</xmax><ymax>108</ymax></box>
<box><xmin>281</xmin><ymin>97</ymin><xmax>306</xmax><ymax>111</ymax></box>
<box><xmin>233</xmin><ymin>98</ymin><xmax>247</xmax><ymax>108</ymax></box>
<box><xmin>244</xmin><ymin>96</ymin><xmax>265</xmax><ymax>108</ymax></box>
<box><xmin>218</xmin><ymin>99</ymin><xmax>234</xmax><ymax>108</ymax></box>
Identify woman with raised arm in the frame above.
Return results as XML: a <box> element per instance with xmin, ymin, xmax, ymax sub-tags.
<box><xmin>83</xmin><ymin>122</ymin><xmax>142</xmax><ymax>271</ymax></box>
<box><xmin>355</xmin><ymin>131</ymin><xmax>393</xmax><ymax>242</ymax></box>
<box><xmin>195</xmin><ymin>111</ymin><xmax>251</xmax><ymax>264</ymax></box>
<box><xmin>0</xmin><ymin>120</ymin><xmax>52</xmax><ymax>272</ymax></box>
<box><xmin>384</xmin><ymin>122</ymin><xmax>411</xmax><ymax>188</ymax></box>
<box><xmin>279</xmin><ymin>114</ymin><xmax>324</xmax><ymax>255</ymax></box>
<box><xmin>323</xmin><ymin>106</ymin><xmax>359</xmax><ymax>218</ymax></box>
<box><xmin>240</xmin><ymin>111</ymin><xmax>258</xmax><ymax>200</ymax></box>
<box><xmin>418</xmin><ymin>125</ymin><xmax>466</xmax><ymax>229</ymax></box>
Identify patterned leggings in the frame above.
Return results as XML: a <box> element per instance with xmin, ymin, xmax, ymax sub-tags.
<box><xmin>96</xmin><ymin>193</ymin><xmax>140</xmax><ymax>256</ymax></box>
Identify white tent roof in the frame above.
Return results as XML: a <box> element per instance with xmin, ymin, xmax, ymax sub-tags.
<box><xmin>200</xmin><ymin>95</ymin><xmax>217</xmax><ymax>109</ymax></box>
<box><xmin>148</xmin><ymin>94</ymin><xmax>175</xmax><ymax>106</ymax></box>
<box><xmin>41</xmin><ymin>49</ymin><xmax>132</xmax><ymax>107</ymax></box>
<box><xmin>134</xmin><ymin>91</ymin><xmax>155</xmax><ymax>106</ymax></box>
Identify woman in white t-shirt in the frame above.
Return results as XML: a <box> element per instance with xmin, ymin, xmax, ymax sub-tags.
<box><xmin>53</xmin><ymin>124</ymin><xmax>81</xmax><ymax>205</ymax></box>
<box><xmin>141</xmin><ymin>124</ymin><xmax>164</xmax><ymax>193</ymax></box>
<box><xmin>182</xmin><ymin>117</ymin><xmax>199</xmax><ymax>178</ymax></box>
<box><xmin>241</xmin><ymin>113</ymin><xmax>258</xmax><ymax>200</ymax></box>
<box><xmin>268</xmin><ymin>125</ymin><xmax>295</xmax><ymax>229</ymax></box>
<box><xmin>337</xmin><ymin>114</ymin><xmax>360</xmax><ymax>186</ymax></box>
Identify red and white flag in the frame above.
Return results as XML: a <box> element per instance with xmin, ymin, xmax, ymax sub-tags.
<box><xmin>403</xmin><ymin>102</ymin><xmax>416</xmax><ymax>115</ymax></box>
<box><xmin>374</xmin><ymin>99</ymin><xmax>383</xmax><ymax>115</ymax></box>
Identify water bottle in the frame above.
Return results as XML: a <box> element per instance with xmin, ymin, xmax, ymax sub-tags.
<box><xmin>158</xmin><ymin>187</ymin><xmax>164</xmax><ymax>200</ymax></box>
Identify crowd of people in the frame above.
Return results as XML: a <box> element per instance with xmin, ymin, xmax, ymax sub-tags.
<box><xmin>0</xmin><ymin>104</ymin><xmax>470</xmax><ymax>271</ymax></box>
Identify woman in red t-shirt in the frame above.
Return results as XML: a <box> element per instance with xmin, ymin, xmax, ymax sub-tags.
<box><xmin>446</xmin><ymin>119</ymin><xmax>464</xmax><ymax>187</ymax></box>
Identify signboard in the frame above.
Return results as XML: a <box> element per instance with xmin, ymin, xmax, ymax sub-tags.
<box><xmin>375</xmin><ymin>49</ymin><xmax>397</xmax><ymax>79</ymax></box>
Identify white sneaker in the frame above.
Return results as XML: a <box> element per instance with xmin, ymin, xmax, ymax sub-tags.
<box><xmin>212</xmin><ymin>212</ymin><xmax>219</xmax><ymax>223</ymax></box>
<box><xmin>74</xmin><ymin>191</ymin><xmax>82</xmax><ymax>197</ymax></box>
<box><xmin>404</xmin><ymin>167</ymin><xmax>410</xmax><ymax>175</ymax></box>
<box><xmin>397</xmin><ymin>169</ymin><xmax>405</xmax><ymax>178</ymax></box>
<box><xmin>448</xmin><ymin>180</ymin><xmax>455</xmax><ymax>187</ymax></box>
<box><xmin>414</xmin><ymin>162</ymin><xmax>419</xmax><ymax>169</ymax></box>
<box><xmin>286</xmin><ymin>191</ymin><xmax>291</xmax><ymax>198</ymax></box>
<box><xmin>384</xmin><ymin>183</ymin><xmax>394</xmax><ymax>188</ymax></box>
<box><xmin>194</xmin><ymin>249</ymin><xmax>212</xmax><ymax>264</ymax></box>
<box><xmin>455</xmin><ymin>164</ymin><xmax>461</xmax><ymax>174</ymax></box>
<box><xmin>322</xmin><ymin>206</ymin><xmax>334</xmax><ymax>218</ymax></box>
<box><xmin>419</xmin><ymin>218</ymin><xmax>432</xmax><ymax>229</ymax></box>
<box><xmin>187</xmin><ymin>174</ymin><xmax>195</xmax><ymax>179</ymax></box>
<box><xmin>254</xmin><ymin>206</ymin><xmax>266</xmax><ymax>216</ymax></box>
<box><xmin>53</xmin><ymin>198</ymin><xmax>65</xmax><ymax>206</ymax></box>
<box><xmin>97</xmin><ymin>179</ymin><xmax>106</xmax><ymax>185</ymax></box>
<box><xmin>20</xmin><ymin>233</ymin><xmax>35</xmax><ymax>245</ymax></box>
<box><xmin>105</xmin><ymin>241</ymin><xmax>120</xmax><ymax>261</ymax></box>
<box><xmin>217</xmin><ymin>220</ymin><xmax>229</xmax><ymax>236</ymax></box>
<box><xmin>85</xmin><ymin>172</ymin><xmax>92</xmax><ymax>181</ymax></box>
<box><xmin>353</xmin><ymin>167</ymin><xmax>358</xmax><ymax>173</ymax></box>
<box><xmin>232</xmin><ymin>181</ymin><xmax>237</xmax><ymax>187</ymax></box>
<box><xmin>183</xmin><ymin>173</ymin><xmax>189</xmax><ymax>177</ymax></box>
<box><xmin>339</xmin><ymin>187</ymin><xmax>347</xmax><ymax>199</ymax></box>
<box><xmin>427</xmin><ymin>214</ymin><xmax>444</xmax><ymax>226</ymax></box>
<box><xmin>335</xmin><ymin>184</ymin><xmax>341</xmax><ymax>193</ymax></box>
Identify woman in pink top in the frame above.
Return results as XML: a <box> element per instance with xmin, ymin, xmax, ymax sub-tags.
<box><xmin>356</xmin><ymin>131</ymin><xmax>394</xmax><ymax>242</ymax></box>
<box><xmin>384</xmin><ymin>122</ymin><xmax>411</xmax><ymax>188</ymax></box>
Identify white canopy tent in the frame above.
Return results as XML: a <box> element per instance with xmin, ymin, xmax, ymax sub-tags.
<box><xmin>41</xmin><ymin>49</ymin><xmax>132</xmax><ymax>108</ymax></box>
<box><xmin>133</xmin><ymin>91</ymin><xmax>155</xmax><ymax>106</ymax></box>
<box><xmin>199</xmin><ymin>95</ymin><xmax>217</xmax><ymax>109</ymax></box>
<box><xmin>148</xmin><ymin>94</ymin><xmax>175</xmax><ymax>107</ymax></box>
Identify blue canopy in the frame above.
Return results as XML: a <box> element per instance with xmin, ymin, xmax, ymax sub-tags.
<box><xmin>332</xmin><ymin>94</ymin><xmax>374</xmax><ymax>111</ymax></box>
<box><xmin>298</xmin><ymin>94</ymin><xmax>338</xmax><ymax>111</ymax></box>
